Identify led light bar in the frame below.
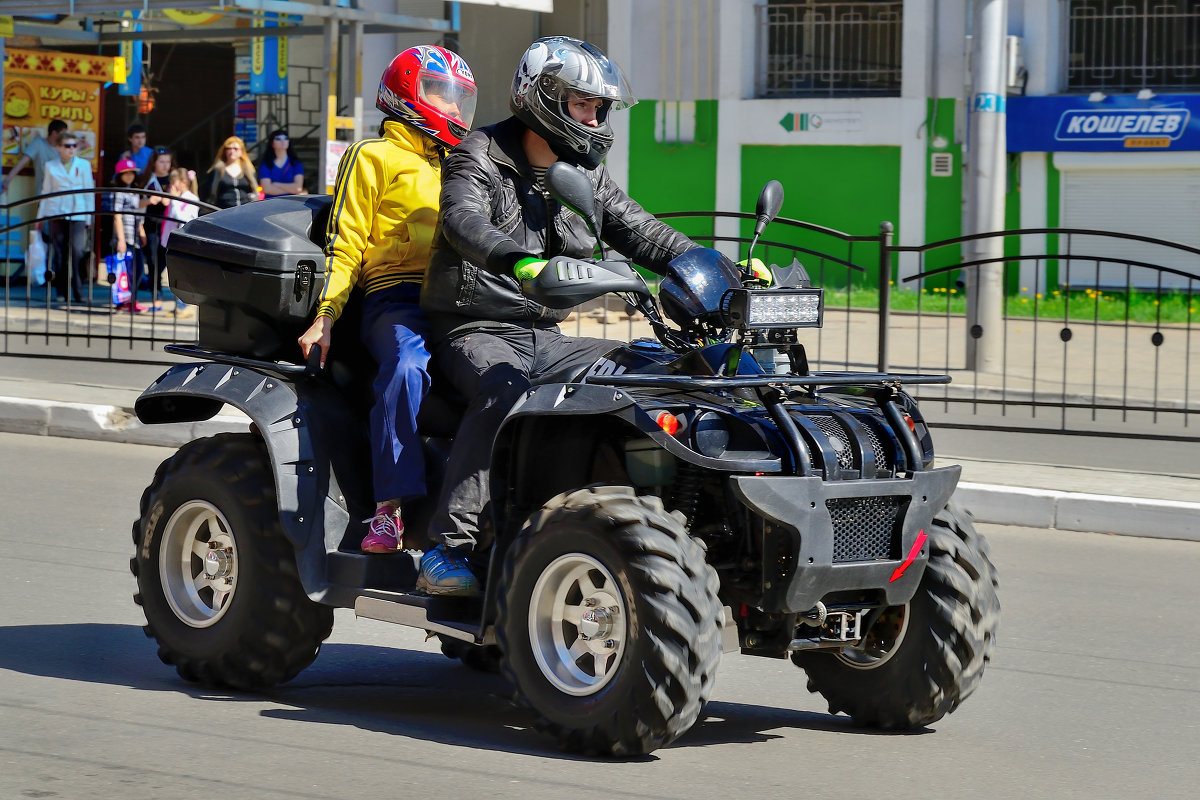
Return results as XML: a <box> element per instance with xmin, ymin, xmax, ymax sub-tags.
<box><xmin>721</xmin><ymin>288</ymin><xmax>824</xmax><ymax>330</ymax></box>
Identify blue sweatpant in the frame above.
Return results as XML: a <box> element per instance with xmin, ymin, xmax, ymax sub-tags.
<box><xmin>358</xmin><ymin>283</ymin><xmax>430</xmax><ymax>502</ymax></box>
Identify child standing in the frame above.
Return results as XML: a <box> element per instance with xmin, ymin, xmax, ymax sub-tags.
<box><xmin>110</xmin><ymin>158</ymin><xmax>145</xmax><ymax>313</ymax></box>
<box><xmin>161</xmin><ymin>167</ymin><xmax>200</xmax><ymax>318</ymax></box>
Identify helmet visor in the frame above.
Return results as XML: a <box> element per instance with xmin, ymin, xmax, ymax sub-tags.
<box><xmin>420</xmin><ymin>74</ymin><xmax>477</xmax><ymax>128</ymax></box>
<box><xmin>539</xmin><ymin>43</ymin><xmax>637</xmax><ymax>111</ymax></box>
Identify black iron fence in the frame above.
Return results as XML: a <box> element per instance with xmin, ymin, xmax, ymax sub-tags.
<box><xmin>2</xmin><ymin>188</ymin><xmax>216</xmax><ymax>362</ymax></box>
<box><xmin>3</xmin><ymin>194</ymin><xmax>1198</xmax><ymax>440</ymax></box>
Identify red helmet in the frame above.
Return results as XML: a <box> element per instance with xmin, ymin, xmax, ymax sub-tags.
<box><xmin>377</xmin><ymin>45</ymin><xmax>477</xmax><ymax>148</ymax></box>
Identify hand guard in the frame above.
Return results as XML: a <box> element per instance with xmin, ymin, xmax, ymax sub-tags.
<box><xmin>514</xmin><ymin>256</ymin><xmax>549</xmax><ymax>281</ymax></box>
<box><xmin>737</xmin><ymin>257</ymin><xmax>774</xmax><ymax>286</ymax></box>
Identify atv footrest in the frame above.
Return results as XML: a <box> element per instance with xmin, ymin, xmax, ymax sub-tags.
<box><xmin>354</xmin><ymin>593</ymin><xmax>490</xmax><ymax>645</ymax></box>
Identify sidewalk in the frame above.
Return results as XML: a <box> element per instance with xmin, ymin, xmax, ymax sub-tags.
<box><xmin>1</xmin><ymin>337</ymin><xmax>1197</xmax><ymax>543</ymax></box>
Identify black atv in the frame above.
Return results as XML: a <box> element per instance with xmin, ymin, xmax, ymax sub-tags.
<box><xmin>130</xmin><ymin>164</ymin><xmax>999</xmax><ymax>757</ymax></box>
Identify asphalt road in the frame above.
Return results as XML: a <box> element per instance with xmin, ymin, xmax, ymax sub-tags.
<box><xmin>1</xmin><ymin>433</ymin><xmax>1197</xmax><ymax>800</ymax></box>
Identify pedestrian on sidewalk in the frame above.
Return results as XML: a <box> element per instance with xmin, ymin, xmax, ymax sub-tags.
<box><xmin>297</xmin><ymin>45</ymin><xmax>477</xmax><ymax>554</ymax></box>
<box><xmin>119</xmin><ymin>123</ymin><xmax>152</xmax><ymax>173</ymax></box>
<box><xmin>257</xmin><ymin>129</ymin><xmax>307</xmax><ymax>197</ymax></box>
<box><xmin>137</xmin><ymin>146</ymin><xmax>176</xmax><ymax>310</ymax></box>
<box><xmin>161</xmin><ymin>167</ymin><xmax>200</xmax><ymax>318</ymax></box>
<box><xmin>2</xmin><ymin>119</ymin><xmax>67</xmax><ymax>203</ymax></box>
<box><xmin>201</xmin><ymin>136</ymin><xmax>259</xmax><ymax>209</ymax></box>
<box><xmin>38</xmin><ymin>132</ymin><xmax>95</xmax><ymax>306</ymax></box>
<box><xmin>110</xmin><ymin>158</ymin><xmax>146</xmax><ymax>313</ymax></box>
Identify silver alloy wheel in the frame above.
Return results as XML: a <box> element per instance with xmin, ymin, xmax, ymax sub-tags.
<box><xmin>159</xmin><ymin>500</ymin><xmax>239</xmax><ymax>628</ymax></box>
<box><xmin>527</xmin><ymin>553</ymin><xmax>627</xmax><ymax>696</ymax></box>
<box><xmin>835</xmin><ymin>603</ymin><xmax>910</xmax><ymax>669</ymax></box>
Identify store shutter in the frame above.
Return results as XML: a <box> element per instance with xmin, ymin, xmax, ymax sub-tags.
<box><xmin>1058</xmin><ymin>162</ymin><xmax>1200</xmax><ymax>290</ymax></box>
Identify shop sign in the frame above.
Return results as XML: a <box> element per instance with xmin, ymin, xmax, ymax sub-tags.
<box><xmin>778</xmin><ymin>111</ymin><xmax>863</xmax><ymax>133</ymax></box>
<box><xmin>1008</xmin><ymin>94</ymin><xmax>1200</xmax><ymax>152</ymax></box>
<box><xmin>251</xmin><ymin>11</ymin><xmax>288</xmax><ymax>95</ymax></box>
<box><xmin>2</xmin><ymin>48</ymin><xmax>118</xmax><ymax>170</ymax></box>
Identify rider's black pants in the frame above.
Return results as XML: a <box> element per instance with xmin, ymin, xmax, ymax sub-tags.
<box><xmin>429</xmin><ymin>322</ymin><xmax>620</xmax><ymax>552</ymax></box>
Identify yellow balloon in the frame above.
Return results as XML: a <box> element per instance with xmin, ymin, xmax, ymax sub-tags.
<box><xmin>162</xmin><ymin>9</ymin><xmax>223</xmax><ymax>25</ymax></box>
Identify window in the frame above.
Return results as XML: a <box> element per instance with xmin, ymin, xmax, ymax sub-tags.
<box><xmin>1066</xmin><ymin>0</ymin><xmax>1200</xmax><ymax>91</ymax></box>
<box><xmin>756</xmin><ymin>1</ymin><xmax>903</xmax><ymax>98</ymax></box>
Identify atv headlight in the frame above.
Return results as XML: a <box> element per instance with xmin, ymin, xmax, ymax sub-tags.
<box><xmin>721</xmin><ymin>288</ymin><xmax>824</xmax><ymax>330</ymax></box>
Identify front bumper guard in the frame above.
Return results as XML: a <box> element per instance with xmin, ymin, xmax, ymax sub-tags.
<box><xmin>729</xmin><ymin>466</ymin><xmax>960</xmax><ymax>612</ymax></box>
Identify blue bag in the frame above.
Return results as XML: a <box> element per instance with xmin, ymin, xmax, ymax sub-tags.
<box><xmin>105</xmin><ymin>252</ymin><xmax>133</xmax><ymax>305</ymax></box>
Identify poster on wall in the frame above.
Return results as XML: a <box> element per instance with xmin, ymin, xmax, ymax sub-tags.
<box><xmin>2</xmin><ymin>48</ymin><xmax>122</xmax><ymax>172</ymax></box>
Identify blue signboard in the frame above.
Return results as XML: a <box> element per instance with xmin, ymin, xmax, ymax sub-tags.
<box><xmin>1007</xmin><ymin>94</ymin><xmax>1200</xmax><ymax>152</ymax></box>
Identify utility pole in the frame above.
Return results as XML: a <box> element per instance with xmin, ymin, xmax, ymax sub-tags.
<box><xmin>965</xmin><ymin>0</ymin><xmax>1007</xmax><ymax>373</ymax></box>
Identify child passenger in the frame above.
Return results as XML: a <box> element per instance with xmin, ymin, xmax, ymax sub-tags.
<box><xmin>297</xmin><ymin>46</ymin><xmax>477</xmax><ymax>553</ymax></box>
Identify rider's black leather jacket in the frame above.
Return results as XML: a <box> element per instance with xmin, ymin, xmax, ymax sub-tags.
<box><xmin>420</xmin><ymin>117</ymin><xmax>696</xmax><ymax>337</ymax></box>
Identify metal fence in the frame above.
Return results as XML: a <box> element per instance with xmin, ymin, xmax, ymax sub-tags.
<box><xmin>4</xmin><ymin>194</ymin><xmax>1199</xmax><ymax>442</ymax></box>
<box><xmin>1</xmin><ymin>188</ymin><xmax>215</xmax><ymax>363</ymax></box>
<box><xmin>755</xmin><ymin>1</ymin><xmax>903</xmax><ymax>98</ymax></box>
<box><xmin>1065</xmin><ymin>0</ymin><xmax>1200</xmax><ymax>91</ymax></box>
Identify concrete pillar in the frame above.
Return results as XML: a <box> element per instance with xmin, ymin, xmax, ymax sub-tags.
<box><xmin>965</xmin><ymin>0</ymin><xmax>1008</xmax><ymax>373</ymax></box>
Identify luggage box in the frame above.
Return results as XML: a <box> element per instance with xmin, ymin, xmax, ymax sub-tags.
<box><xmin>167</xmin><ymin>195</ymin><xmax>332</xmax><ymax>361</ymax></box>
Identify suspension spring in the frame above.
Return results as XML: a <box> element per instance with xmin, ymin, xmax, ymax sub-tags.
<box><xmin>669</xmin><ymin>461</ymin><xmax>703</xmax><ymax>528</ymax></box>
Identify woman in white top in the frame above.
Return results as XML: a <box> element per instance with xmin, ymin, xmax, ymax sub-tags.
<box><xmin>37</xmin><ymin>132</ymin><xmax>95</xmax><ymax>305</ymax></box>
<box><xmin>160</xmin><ymin>167</ymin><xmax>201</xmax><ymax>317</ymax></box>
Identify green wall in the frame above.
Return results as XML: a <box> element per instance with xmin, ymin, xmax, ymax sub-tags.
<box><xmin>923</xmin><ymin>98</ymin><xmax>963</xmax><ymax>291</ymax></box>
<box><xmin>741</xmin><ymin>144</ymin><xmax>900</xmax><ymax>288</ymax></box>
<box><xmin>626</xmin><ymin>100</ymin><xmax>719</xmax><ymax>244</ymax></box>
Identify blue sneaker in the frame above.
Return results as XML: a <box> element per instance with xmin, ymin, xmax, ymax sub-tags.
<box><xmin>417</xmin><ymin>545</ymin><xmax>480</xmax><ymax>597</ymax></box>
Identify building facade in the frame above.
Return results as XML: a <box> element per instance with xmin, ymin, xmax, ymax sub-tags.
<box><xmin>606</xmin><ymin>0</ymin><xmax>1200</xmax><ymax>292</ymax></box>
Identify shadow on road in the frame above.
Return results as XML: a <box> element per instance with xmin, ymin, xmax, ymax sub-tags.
<box><xmin>0</xmin><ymin>622</ymin><xmax>928</xmax><ymax>759</ymax></box>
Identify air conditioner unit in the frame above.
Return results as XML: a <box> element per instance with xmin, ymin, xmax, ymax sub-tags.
<box><xmin>1006</xmin><ymin>35</ymin><xmax>1026</xmax><ymax>92</ymax></box>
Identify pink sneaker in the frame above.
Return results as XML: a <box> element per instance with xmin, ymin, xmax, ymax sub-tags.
<box><xmin>361</xmin><ymin>508</ymin><xmax>404</xmax><ymax>553</ymax></box>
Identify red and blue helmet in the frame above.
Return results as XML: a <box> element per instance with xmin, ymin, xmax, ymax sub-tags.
<box><xmin>377</xmin><ymin>45</ymin><xmax>477</xmax><ymax>148</ymax></box>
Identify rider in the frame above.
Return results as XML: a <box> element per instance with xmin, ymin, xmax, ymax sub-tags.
<box><xmin>417</xmin><ymin>36</ymin><xmax>700</xmax><ymax>595</ymax></box>
<box><xmin>298</xmin><ymin>45</ymin><xmax>477</xmax><ymax>554</ymax></box>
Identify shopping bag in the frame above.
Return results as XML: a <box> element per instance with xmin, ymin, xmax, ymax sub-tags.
<box><xmin>105</xmin><ymin>252</ymin><xmax>132</xmax><ymax>305</ymax></box>
<box><xmin>25</xmin><ymin>233</ymin><xmax>47</xmax><ymax>287</ymax></box>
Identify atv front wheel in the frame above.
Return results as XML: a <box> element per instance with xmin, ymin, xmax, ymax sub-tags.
<box><xmin>131</xmin><ymin>433</ymin><xmax>333</xmax><ymax>690</ymax></box>
<box><xmin>792</xmin><ymin>502</ymin><xmax>1000</xmax><ymax>728</ymax></box>
<box><xmin>497</xmin><ymin>486</ymin><xmax>723</xmax><ymax>756</ymax></box>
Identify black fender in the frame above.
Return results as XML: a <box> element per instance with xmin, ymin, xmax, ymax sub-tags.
<box><xmin>485</xmin><ymin>382</ymin><xmax>778</xmax><ymax>544</ymax></box>
<box><xmin>135</xmin><ymin>362</ymin><xmax>370</xmax><ymax>601</ymax></box>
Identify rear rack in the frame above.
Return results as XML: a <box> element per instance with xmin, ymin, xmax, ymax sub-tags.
<box><xmin>584</xmin><ymin>371</ymin><xmax>951</xmax><ymax>391</ymax></box>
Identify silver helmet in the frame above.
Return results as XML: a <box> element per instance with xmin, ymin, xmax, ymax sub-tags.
<box><xmin>509</xmin><ymin>37</ymin><xmax>636</xmax><ymax>169</ymax></box>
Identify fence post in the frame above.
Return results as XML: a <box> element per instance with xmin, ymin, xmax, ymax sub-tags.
<box><xmin>877</xmin><ymin>221</ymin><xmax>893</xmax><ymax>373</ymax></box>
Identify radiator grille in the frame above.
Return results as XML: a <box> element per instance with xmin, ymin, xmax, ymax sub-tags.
<box><xmin>807</xmin><ymin>413</ymin><xmax>891</xmax><ymax>473</ymax></box>
<box><xmin>825</xmin><ymin>496</ymin><xmax>904</xmax><ymax>562</ymax></box>
<box><xmin>811</xmin><ymin>414</ymin><xmax>853</xmax><ymax>469</ymax></box>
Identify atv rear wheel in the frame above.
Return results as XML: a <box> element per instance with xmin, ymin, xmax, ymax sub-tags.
<box><xmin>497</xmin><ymin>486</ymin><xmax>723</xmax><ymax>756</ymax></box>
<box><xmin>792</xmin><ymin>502</ymin><xmax>1000</xmax><ymax>728</ymax></box>
<box><xmin>131</xmin><ymin>433</ymin><xmax>333</xmax><ymax>690</ymax></box>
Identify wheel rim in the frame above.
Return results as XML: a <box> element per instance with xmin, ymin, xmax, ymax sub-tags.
<box><xmin>527</xmin><ymin>553</ymin><xmax>628</xmax><ymax>696</ymax></box>
<box><xmin>834</xmin><ymin>604</ymin><xmax>910</xmax><ymax>669</ymax></box>
<box><xmin>159</xmin><ymin>500</ymin><xmax>239</xmax><ymax>628</ymax></box>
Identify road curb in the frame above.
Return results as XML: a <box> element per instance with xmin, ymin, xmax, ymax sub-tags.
<box><xmin>0</xmin><ymin>394</ymin><xmax>247</xmax><ymax>448</ymax></box>
<box><xmin>956</xmin><ymin>481</ymin><xmax>1200</xmax><ymax>542</ymax></box>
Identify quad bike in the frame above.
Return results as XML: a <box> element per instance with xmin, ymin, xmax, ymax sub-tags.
<box><xmin>130</xmin><ymin>164</ymin><xmax>999</xmax><ymax>757</ymax></box>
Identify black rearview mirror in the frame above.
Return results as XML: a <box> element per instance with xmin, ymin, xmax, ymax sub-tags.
<box><xmin>745</xmin><ymin>179</ymin><xmax>785</xmax><ymax>269</ymax></box>
<box><xmin>546</xmin><ymin>161</ymin><xmax>602</xmax><ymax>241</ymax></box>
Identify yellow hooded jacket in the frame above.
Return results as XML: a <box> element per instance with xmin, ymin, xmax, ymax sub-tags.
<box><xmin>315</xmin><ymin>120</ymin><xmax>442</xmax><ymax>322</ymax></box>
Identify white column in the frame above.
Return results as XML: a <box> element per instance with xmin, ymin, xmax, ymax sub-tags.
<box><xmin>965</xmin><ymin>0</ymin><xmax>1008</xmax><ymax>373</ymax></box>
<box><xmin>605</xmin><ymin>0</ymin><xmax>633</xmax><ymax>192</ymax></box>
<box><xmin>1018</xmin><ymin>151</ymin><xmax>1048</xmax><ymax>295</ymax></box>
<box><xmin>713</xmin><ymin>0</ymin><xmax>752</xmax><ymax>257</ymax></box>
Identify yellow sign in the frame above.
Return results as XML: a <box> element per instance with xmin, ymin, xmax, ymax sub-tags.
<box><xmin>3</xmin><ymin>49</ymin><xmax>115</xmax><ymax>171</ymax></box>
<box><xmin>5</xmin><ymin>47</ymin><xmax>122</xmax><ymax>82</ymax></box>
<box><xmin>0</xmin><ymin>16</ymin><xmax>14</xmax><ymax>37</ymax></box>
<box><xmin>162</xmin><ymin>9</ymin><xmax>224</xmax><ymax>25</ymax></box>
